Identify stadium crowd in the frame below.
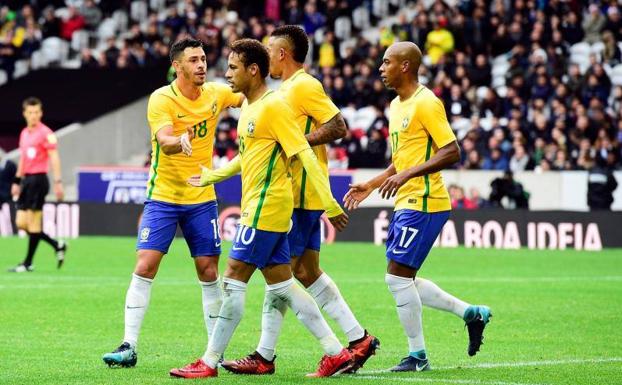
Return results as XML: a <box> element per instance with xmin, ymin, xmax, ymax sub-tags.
<box><xmin>1</xmin><ymin>0</ymin><xmax>621</xmax><ymax>174</ymax></box>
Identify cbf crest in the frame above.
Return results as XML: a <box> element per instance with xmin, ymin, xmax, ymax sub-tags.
<box><xmin>211</xmin><ymin>101</ymin><xmax>217</xmax><ymax>116</ymax></box>
<box><xmin>401</xmin><ymin>116</ymin><xmax>410</xmax><ymax>130</ymax></box>
<box><xmin>247</xmin><ymin>120</ymin><xmax>256</xmax><ymax>137</ymax></box>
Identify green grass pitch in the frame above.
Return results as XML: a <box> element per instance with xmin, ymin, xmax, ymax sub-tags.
<box><xmin>1</xmin><ymin>236</ymin><xmax>621</xmax><ymax>385</ymax></box>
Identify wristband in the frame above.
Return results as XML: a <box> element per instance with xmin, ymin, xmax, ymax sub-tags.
<box><xmin>13</xmin><ymin>177</ymin><xmax>22</xmax><ymax>184</ymax></box>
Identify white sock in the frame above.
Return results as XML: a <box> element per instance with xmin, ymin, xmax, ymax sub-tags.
<box><xmin>308</xmin><ymin>273</ymin><xmax>365</xmax><ymax>342</ymax></box>
<box><xmin>202</xmin><ymin>278</ymin><xmax>247</xmax><ymax>368</ymax></box>
<box><xmin>386</xmin><ymin>274</ymin><xmax>425</xmax><ymax>353</ymax></box>
<box><xmin>123</xmin><ymin>273</ymin><xmax>153</xmax><ymax>348</ymax></box>
<box><xmin>256</xmin><ymin>287</ymin><xmax>288</xmax><ymax>361</ymax></box>
<box><xmin>200</xmin><ymin>278</ymin><xmax>223</xmax><ymax>341</ymax></box>
<box><xmin>276</xmin><ymin>278</ymin><xmax>342</xmax><ymax>356</ymax></box>
<box><xmin>415</xmin><ymin>277</ymin><xmax>470</xmax><ymax>318</ymax></box>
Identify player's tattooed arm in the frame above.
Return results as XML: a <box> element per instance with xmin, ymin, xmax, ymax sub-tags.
<box><xmin>305</xmin><ymin>113</ymin><xmax>347</xmax><ymax>146</ymax></box>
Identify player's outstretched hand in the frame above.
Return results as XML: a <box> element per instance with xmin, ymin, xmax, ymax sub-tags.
<box><xmin>343</xmin><ymin>182</ymin><xmax>373</xmax><ymax>210</ymax></box>
<box><xmin>378</xmin><ymin>170</ymin><xmax>410</xmax><ymax>199</ymax></box>
<box><xmin>188</xmin><ymin>174</ymin><xmax>203</xmax><ymax>187</ymax></box>
<box><xmin>188</xmin><ymin>165</ymin><xmax>215</xmax><ymax>187</ymax></box>
<box><xmin>329</xmin><ymin>212</ymin><xmax>349</xmax><ymax>232</ymax></box>
<box><xmin>181</xmin><ymin>126</ymin><xmax>194</xmax><ymax>156</ymax></box>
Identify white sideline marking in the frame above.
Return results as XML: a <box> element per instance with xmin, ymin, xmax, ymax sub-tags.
<box><xmin>359</xmin><ymin>357</ymin><xmax>622</xmax><ymax>374</ymax></box>
<box><xmin>2</xmin><ymin>275</ymin><xmax>622</xmax><ymax>290</ymax></box>
<box><xmin>352</xmin><ymin>375</ymin><xmax>548</xmax><ymax>385</ymax></box>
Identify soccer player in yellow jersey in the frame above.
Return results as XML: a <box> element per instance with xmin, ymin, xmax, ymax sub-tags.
<box><xmin>344</xmin><ymin>42</ymin><xmax>492</xmax><ymax>372</ymax></box>
<box><xmin>102</xmin><ymin>38</ymin><xmax>243</xmax><ymax>368</ymax></box>
<box><xmin>221</xmin><ymin>25</ymin><xmax>378</xmax><ymax>376</ymax></box>
<box><xmin>170</xmin><ymin>39</ymin><xmax>353</xmax><ymax>379</ymax></box>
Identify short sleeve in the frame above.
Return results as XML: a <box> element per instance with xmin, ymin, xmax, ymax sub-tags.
<box><xmin>214</xmin><ymin>82</ymin><xmax>243</xmax><ymax>108</ymax></box>
<box><xmin>44</xmin><ymin>130</ymin><xmax>58</xmax><ymax>150</ymax></box>
<box><xmin>147</xmin><ymin>92</ymin><xmax>173</xmax><ymax>137</ymax></box>
<box><xmin>418</xmin><ymin>94</ymin><xmax>456</xmax><ymax>148</ymax></box>
<box><xmin>294</xmin><ymin>77</ymin><xmax>340</xmax><ymax>125</ymax></box>
<box><xmin>267</xmin><ymin>98</ymin><xmax>310</xmax><ymax>158</ymax></box>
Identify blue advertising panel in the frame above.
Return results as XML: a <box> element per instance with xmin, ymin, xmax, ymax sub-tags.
<box><xmin>78</xmin><ymin>167</ymin><xmax>353</xmax><ymax>205</ymax></box>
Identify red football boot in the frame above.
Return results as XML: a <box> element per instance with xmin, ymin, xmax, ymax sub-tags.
<box><xmin>306</xmin><ymin>348</ymin><xmax>354</xmax><ymax>377</ymax></box>
<box><xmin>221</xmin><ymin>351</ymin><xmax>275</xmax><ymax>375</ymax></box>
<box><xmin>344</xmin><ymin>331</ymin><xmax>380</xmax><ymax>373</ymax></box>
<box><xmin>169</xmin><ymin>358</ymin><xmax>217</xmax><ymax>378</ymax></box>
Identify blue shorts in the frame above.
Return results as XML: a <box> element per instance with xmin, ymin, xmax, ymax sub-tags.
<box><xmin>288</xmin><ymin>209</ymin><xmax>323</xmax><ymax>256</ymax></box>
<box><xmin>229</xmin><ymin>224</ymin><xmax>290</xmax><ymax>269</ymax></box>
<box><xmin>136</xmin><ymin>200</ymin><xmax>221</xmax><ymax>257</ymax></box>
<box><xmin>386</xmin><ymin>209</ymin><xmax>450</xmax><ymax>270</ymax></box>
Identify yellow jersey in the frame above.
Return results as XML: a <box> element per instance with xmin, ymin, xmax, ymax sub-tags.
<box><xmin>237</xmin><ymin>89</ymin><xmax>310</xmax><ymax>232</ymax></box>
<box><xmin>279</xmin><ymin>69</ymin><xmax>340</xmax><ymax>210</ymax></box>
<box><xmin>146</xmin><ymin>81</ymin><xmax>242</xmax><ymax>204</ymax></box>
<box><xmin>389</xmin><ymin>85</ymin><xmax>456</xmax><ymax>212</ymax></box>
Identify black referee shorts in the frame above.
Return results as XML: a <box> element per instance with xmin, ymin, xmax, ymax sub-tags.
<box><xmin>16</xmin><ymin>173</ymin><xmax>49</xmax><ymax>211</ymax></box>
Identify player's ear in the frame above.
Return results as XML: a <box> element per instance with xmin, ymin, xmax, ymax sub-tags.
<box><xmin>249</xmin><ymin>63</ymin><xmax>258</xmax><ymax>76</ymax></box>
<box><xmin>402</xmin><ymin>60</ymin><xmax>410</xmax><ymax>74</ymax></box>
<box><xmin>280</xmin><ymin>47</ymin><xmax>286</xmax><ymax>60</ymax></box>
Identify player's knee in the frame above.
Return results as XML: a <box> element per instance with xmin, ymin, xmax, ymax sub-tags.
<box><xmin>197</xmin><ymin>264</ymin><xmax>218</xmax><ymax>283</ymax></box>
<box><xmin>292</xmin><ymin>264</ymin><xmax>309</xmax><ymax>286</ymax></box>
<box><xmin>134</xmin><ymin>251</ymin><xmax>161</xmax><ymax>279</ymax></box>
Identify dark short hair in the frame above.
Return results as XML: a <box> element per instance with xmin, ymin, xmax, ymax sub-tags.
<box><xmin>169</xmin><ymin>38</ymin><xmax>204</xmax><ymax>62</ymax></box>
<box><xmin>230</xmin><ymin>38</ymin><xmax>269</xmax><ymax>78</ymax></box>
<box><xmin>271</xmin><ymin>25</ymin><xmax>309</xmax><ymax>63</ymax></box>
<box><xmin>22</xmin><ymin>97</ymin><xmax>42</xmax><ymax>110</ymax></box>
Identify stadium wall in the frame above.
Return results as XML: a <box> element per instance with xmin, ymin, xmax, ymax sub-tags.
<box><xmin>77</xmin><ymin>167</ymin><xmax>622</xmax><ymax>211</ymax></box>
<box><xmin>1</xmin><ymin>202</ymin><xmax>620</xmax><ymax>250</ymax></box>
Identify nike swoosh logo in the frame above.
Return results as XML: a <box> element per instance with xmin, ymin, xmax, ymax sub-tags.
<box><xmin>232</xmin><ymin>246</ymin><xmax>247</xmax><ymax>251</ymax></box>
<box><xmin>177</xmin><ymin>113</ymin><xmax>188</xmax><ymax>118</ymax></box>
<box><xmin>416</xmin><ymin>362</ymin><xmax>428</xmax><ymax>371</ymax></box>
<box><xmin>215</xmin><ymin>241</ymin><xmax>222</xmax><ymax>247</ymax></box>
<box><xmin>126</xmin><ymin>306</ymin><xmax>144</xmax><ymax>309</ymax></box>
<box><xmin>392</xmin><ymin>249</ymin><xmax>408</xmax><ymax>254</ymax></box>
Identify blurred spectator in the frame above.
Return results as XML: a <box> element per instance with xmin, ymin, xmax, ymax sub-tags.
<box><xmin>483</xmin><ymin>148</ymin><xmax>509</xmax><ymax>171</ymax></box>
<box><xmin>449</xmin><ymin>184</ymin><xmax>474</xmax><ymax>210</ymax></box>
<box><xmin>605</xmin><ymin>6</ymin><xmax>622</xmax><ymax>41</ymax></box>
<box><xmin>601</xmin><ymin>30</ymin><xmax>621</xmax><ymax>66</ymax></box>
<box><xmin>583</xmin><ymin>4</ymin><xmax>606</xmax><ymax>44</ymax></box>
<box><xmin>468</xmin><ymin>187</ymin><xmax>488</xmax><ymax>209</ymax></box>
<box><xmin>489</xmin><ymin>171</ymin><xmax>530</xmax><ymax>209</ymax></box>
<box><xmin>0</xmin><ymin>148</ymin><xmax>17</xmax><ymax>203</ymax></box>
<box><xmin>81</xmin><ymin>0</ymin><xmax>102</xmax><ymax>31</ymax></box>
<box><xmin>318</xmin><ymin>31</ymin><xmax>336</xmax><ymax>69</ymax></box>
<box><xmin>425</xmin><ymin>16</ymin><xmax>453</xmax><ymax>65</ymax></box>
<box><xmin>213</xmin><ymin>129</ymin><xmax>237</xmax><ymax>167</ymax></box>
<box><xmin>80</xmin><ymin>48</ymin><xmax>99</xmax><ymax>68</ymax></box>
<box><xmin>60</xmin><ymin>6</ymin><xmax>85</xmax><ymax>41</ymax></box>
<box><xmin>364</xmin><ymin>129</ymin><xmax>387</xmax><ymax>168</ymax></box>
<box><xmin>327</xmin><ymin>147</ymin><xmax>347</xmax><ymax>170</ymax></box>
<box><xmin>303</xmin><ymin>2</ymin><xmax>325</xmax><ymax>35</ymax></box>
<box><xmin>40</xmin><ymin>6</ymin><xmax>61</xmax><ymax>39</ymax></box>
<box><xmin>587</xmin><ymin>157</ymin><xmax>618</xmax><ymax>210</ymax></box>
<box><xmin>509</xmin><ymin>145</ymin><xmax>534</xmax><ymax>172</ymax></box>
